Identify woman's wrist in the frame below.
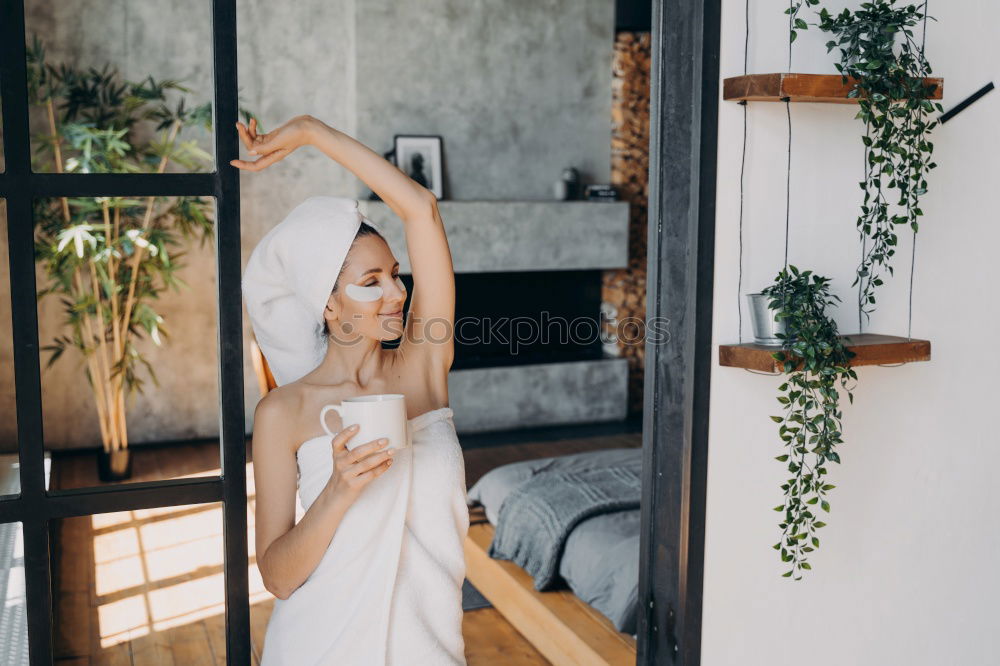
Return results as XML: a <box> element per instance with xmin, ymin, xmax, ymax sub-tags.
<box><xmin>319</xmin><ymin>480</ymin><xmax>353</xmax><ymax>513</ymax></box>
<box><xmin>304</xmin><ymin>116</ymin><xmax>339</xmax><ymax>147</ymax></box>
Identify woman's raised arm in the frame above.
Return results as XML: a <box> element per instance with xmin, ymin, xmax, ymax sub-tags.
<box><xmin>231</xmin><ymin>115</ymin><xmax>431</xmax><ymax>225</ymax></box>
<box><xmin>306</xmin><ymin>120</ymin><xmax>455</xmax><ymax>368</ymax></box>
<box><xmin>232</xmin><ymin>116</ymin><xmax>456</xmax><ymax>367</ymax></box>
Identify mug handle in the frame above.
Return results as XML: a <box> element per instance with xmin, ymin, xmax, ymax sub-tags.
<box><xmin>320</xmin><ymin>404</ymin><xmax>343</xmax><ymax>438</ymax></box>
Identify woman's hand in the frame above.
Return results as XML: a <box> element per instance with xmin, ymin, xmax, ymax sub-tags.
<box><xmin>230</xmin><ymin>115</ymin><xmax>317</xmax><ymax>172</ymax></box>
<box><xmin>324</xmin><ymin>424</ymin><xmax>395</xmax><ymax>504</ymax></box>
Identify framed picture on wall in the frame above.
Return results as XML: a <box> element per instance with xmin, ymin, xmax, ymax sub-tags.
<box><xmin>393</xmin><ymin>134</ymin><xmax>444</xmax><ymax>200</ymax></box>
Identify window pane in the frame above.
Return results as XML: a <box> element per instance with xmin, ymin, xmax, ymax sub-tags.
<box><xmin>0</xmin><ymin>200</ymin><xmax>18</xmax><ymax>498</ymax></box>
<box><xmin>0</xmin><ymin>522</ymin><xmax>29</xmax><ymax>664</ymax></box>
<box><xmin>35</xmin><ymin>196</ymin><xmax>223</xmax><ymax>490</ymax></box>
<box><xmin>25</xmin><ymin>0</ymin><xmax>216</xmax><ymax>174</ymax></box>
<box><xmin>51</xmin><ymin>504</ymin><xmax>233</xmax><ymax>662</ymax></box>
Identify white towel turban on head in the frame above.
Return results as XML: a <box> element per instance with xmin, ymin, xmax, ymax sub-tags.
<box><xmin>242</xmin><ymin>196</ymin><xmax>367</xmax><ymax>386</ymax></box>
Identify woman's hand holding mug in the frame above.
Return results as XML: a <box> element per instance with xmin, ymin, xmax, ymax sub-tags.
<box><xmin>324</xmin><ymin>423</ymin><xmax>395</xmax><ymax>505</ymax></box>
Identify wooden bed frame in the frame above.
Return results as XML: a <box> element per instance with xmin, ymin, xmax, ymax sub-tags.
<box><xmin>464</xmin><ymin>505</ymin><xmax>637</xmax><ymax>666</ymax></box>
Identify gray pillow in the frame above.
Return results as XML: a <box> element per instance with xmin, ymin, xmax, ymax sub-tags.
<box><xmin>466</xmin><ymin>447</ymin><xmax>641</xmax><ymax>525</ymax></box>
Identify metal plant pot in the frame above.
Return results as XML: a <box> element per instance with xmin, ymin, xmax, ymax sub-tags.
<box><xmin>746</xmin><ymin>293</ymin><xmax>787</xmax><ymax>346</ymax></box>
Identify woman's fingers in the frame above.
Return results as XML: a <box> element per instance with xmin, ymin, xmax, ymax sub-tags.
<box><xmin>234</xmin><ymin>118</ymin><xmax>274</xmax><ymax>165</ymax></box>
<box><xmin>351</xmin><ymin>450</ymin><xmax>393</xmax><ymax>477</ymax></box>
<box><xmin>235</xmin><ymin>122</ymin><xmax>252</xmax><ymax>150</ymax></box>
<box><xmin>232</xmin><ymin>116</ymin><xmax>312</xmax><ymax>173</ymax></box>
<box><xmin>355</xmin><ymin>462</ymin><xmax>393</xmax><ymax>484</ymax></box>
<box><xmin>229</xmin><ymin>147</ymin><xmax>291</xmax><ymax>172</ymax></box>
<box><xmin>330</xmin><ymin>424</ymin><xmax>359</xmax><ymax>454</ymax></box>
<box><xmin>347</xmin><ymin>438</ymin><xmax>390</xmax><ymax>463</ymax></box>
<box><xmin>250</xmin><ymin>130</ymin><xmax>278</xmax><ymax>155</ymax></box>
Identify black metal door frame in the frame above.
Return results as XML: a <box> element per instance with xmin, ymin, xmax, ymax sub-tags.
<box><xmin>637</xmin><ymin>0</ymin><xmax>721</xmax><ymax>664</ymax></box>
<box><xmin>0</xmin><ymin>0</ymin><xmax>722</xmax><ymax>663</ymax></box>
<box><xmin>0</xmin><ymin>0</ymin><xmax>250</xmax><ymax>663</ymax></box>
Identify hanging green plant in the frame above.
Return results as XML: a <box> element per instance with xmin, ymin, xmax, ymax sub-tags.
<box><xmin>794</xmin><ymin>1</ymin><xmax>942</xmax><ymax>320</ymax></box>
<box><xmin>786</xmin><ymin>0</ymin><xmax>821</xmax><ymax>44</ymax></box>
<box><xmin>761</xmin><ymin>265</ymin><xmax>858</xmax><ymax>579</ymax></box>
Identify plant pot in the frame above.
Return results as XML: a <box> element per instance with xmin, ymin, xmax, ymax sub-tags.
<box><xmin>98</xmin><ymin>448</ymin><xmax>133</xmax><ymax>482</ymax></box>
<box><xmin>746</xmin><ymin>293</ymin><xmax>787</xmax><ymax>346</ymax></box>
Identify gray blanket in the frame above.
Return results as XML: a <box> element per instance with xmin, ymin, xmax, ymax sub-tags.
<box><xmin>487</xmin><ymin>463</ymin><xmax>642</xmax><ymax>590</ymax></box>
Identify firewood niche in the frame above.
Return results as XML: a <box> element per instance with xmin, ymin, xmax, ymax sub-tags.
<box><xmin>723</xmin><ymin>72</ymin><xmax>943</xmax><ymax>104</ymax></box>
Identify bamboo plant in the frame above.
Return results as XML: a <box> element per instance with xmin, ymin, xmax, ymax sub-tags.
<box><xmin>22</xmin><ymin>36</ymin><xmax>254</xmax><ymax>475</ymax></box>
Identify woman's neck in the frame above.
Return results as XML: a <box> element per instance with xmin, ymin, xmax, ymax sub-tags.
<box><xmin>310</xmin><ymin>335</ymin><xmax>386</xmax><ymax>388</ymax></box>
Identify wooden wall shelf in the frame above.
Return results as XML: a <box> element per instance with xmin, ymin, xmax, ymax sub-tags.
<box><xmin>723</xmin><ymin>73</ymin><xmax>944</xmax><ymax>104</ymax></box>
<box><xmin>719</xmin><ymin>333</ymin><xmax>931</xmax><ymax>372</ymax></box>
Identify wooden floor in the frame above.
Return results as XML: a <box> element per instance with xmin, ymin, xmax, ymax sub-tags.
<box><xmin>50</xmin><ymin>426</ymin><xmax>641</xmax><ymax>665</ymax></box>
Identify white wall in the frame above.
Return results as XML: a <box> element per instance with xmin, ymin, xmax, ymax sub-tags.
<box><xmin>703</xmin><ymin>2</ymin><xmax>1000</xmax><ymax>664</ymax></box>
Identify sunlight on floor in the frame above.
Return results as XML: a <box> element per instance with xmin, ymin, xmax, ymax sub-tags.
<box><xmin>90</xmin><ymin>462</ymin><xmax>275</xmax><ymax>649</ymax></box>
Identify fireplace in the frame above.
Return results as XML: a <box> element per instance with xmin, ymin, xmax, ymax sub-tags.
<box><xmin>388</xmin><ymin>270</ymin><xmax>604</xmax><ymax>369</ymax></box>
<box><xmin>363</xmin><ymin>200</ymin><xmax>630</xmax><ymax>433</ymax></box>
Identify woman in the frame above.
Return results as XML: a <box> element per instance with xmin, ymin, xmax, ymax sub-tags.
<box><xmin>235</xmin><ymin>115</ymin><xmax>469</xmax><ymax>665</ymax></box>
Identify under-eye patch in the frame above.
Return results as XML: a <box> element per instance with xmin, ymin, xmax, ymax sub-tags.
<box><xmin>345</xmin><ymin>283</ymin><xmax>383</xmax><ymax>302</ymax></box>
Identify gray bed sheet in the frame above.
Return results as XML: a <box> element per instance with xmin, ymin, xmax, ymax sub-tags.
<box><xmin>467</xmin><ymin>447</ymin><xmax>640</xmax><ymax>635</ymax></box>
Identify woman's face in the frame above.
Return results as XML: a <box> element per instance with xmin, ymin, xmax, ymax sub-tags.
<box><xmin>325</xmin><ymin>235</ymin><xmax>407</xmax><ymax>343</ymax></box>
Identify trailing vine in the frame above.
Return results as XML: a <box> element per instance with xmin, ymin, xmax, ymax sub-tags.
<box><xmin>791</xmin><ymin>1</ymin><xmax>942</xmax><ymax>320</ymax></box>
<box><xmin>785</xmin><ymin>0</ymin><xmax>820</xmax><ymax>44</ymax></box>
<box><xmin>762</xmin><ymin>266</ymin><xmax>858</xmax><ymax>579</ymax></box>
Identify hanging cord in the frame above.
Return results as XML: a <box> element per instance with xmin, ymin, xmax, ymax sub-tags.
<box><xmin>747</xmin><ymin>367</ymin><xmax>782</xmax><ymax>376</ymax></box>
<box><xmin>784</xmin><ymin>99</ymin><xmax>792</xmax><ymax>272</ymax></box>
<box><xmin>769</xmin><ymin>0</ymin><xmax>794</xmax><ymax>375</ymax></box>
<box><xmin>744</xmin><ymin>0</ymin><xmax>751</xmax><ymax>73</ymax></box>
<box><xmin>740</xmin><ymin>104</ymin><xmax>781</xmax><ymax>373</ymax></box>
<box><xmin>784</xmin><ymin>0</ymin><xmax>794</xmax><ymax>270</ymax></box>
<box><xmin>878</xmin><ymin>2</ymin><xmax>930</xmax><ymax>367</ymax></box>
<box><xmin>905</xmin><ymin>0</ymin><xmax>930</xmax><ymax>342</ymax></box>
<box><xmin>858</xmin><ymin>120</ymin><xmax>869</xmax><ymax>334</ymax></box>
<box><xmin>921</xmin><ymin>0</ymin><xmax>929</xmax><ymax>53</ymax></box>
<box><xmin>787</xmin><ymin>0</ymin><xmax>794</xmax><ymax>71</ymax></box>
<box><xmin>738</xmin><ymin>102</ymin><xmax>748</xmax><ymax>344</ymax></box>
<box><xmin>737</xmin><ymin>0</ymin><xmax>750</xmax><ymax>344</ymax></box>
<box><xmin>743</xmin><ymin>5</ymin><xmax>794</xmax><ymax>378</ymax></box>
<box><xmin>741</xmin><ymin>0</ymin><xmax>781</xmax><ymax>377</ymax></box>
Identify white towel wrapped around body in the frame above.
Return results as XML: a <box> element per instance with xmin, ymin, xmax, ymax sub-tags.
<box><xmin>260</xmin><ymin>407</ymin><xmax>469</xmax><ymax>665</ymax></box>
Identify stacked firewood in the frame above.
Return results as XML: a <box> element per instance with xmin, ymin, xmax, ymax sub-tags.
<box><xmin>602</xmin><ymin>31</ymin><xmax>650</xmax><ymax>416</ymax></box>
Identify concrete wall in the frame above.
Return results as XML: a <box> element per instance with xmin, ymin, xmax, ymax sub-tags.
<box><xmin>703</xmin><ymin>2</ymin><xmax>1000</xmax><ymax>664</ymax></box>
<box><xmin>354</xmin><ymin>0</ymin><xmax>613</xmax><ymax>200</ymax></box>
<box><xmin>1</xmin><ymin>0</ymin><xmax>615</xmax><ymax>450</ymax></box>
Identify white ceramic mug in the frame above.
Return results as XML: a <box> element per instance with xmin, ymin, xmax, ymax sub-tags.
<box><xmin>320</xmin><ymin>393</ymin><xmax>411</xmax><ymax>452</ymax></box>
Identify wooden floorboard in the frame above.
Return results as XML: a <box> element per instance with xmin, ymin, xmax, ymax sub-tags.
<box><xmin>49</xmin><ymin>425</ymin><xmax>639</xmax><ymax>664</ymax></box>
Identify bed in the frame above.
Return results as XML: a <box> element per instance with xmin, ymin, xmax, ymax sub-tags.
<box><xmin>465</xmin><ymin>447</ymin><xmax>641</xmax><ymax>666</ymax></box>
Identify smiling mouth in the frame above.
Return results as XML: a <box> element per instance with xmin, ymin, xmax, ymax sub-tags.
<box><xmin>379</xmin><ymin>310</ymin><xmax>403</xmax><ymax>318</ymax></box>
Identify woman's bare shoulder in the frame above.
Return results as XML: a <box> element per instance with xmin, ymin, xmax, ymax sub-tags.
<box><xmin>252</xmin><ymin>384</ymin><xmax>308</xmax><ymax>455</ymax></box>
